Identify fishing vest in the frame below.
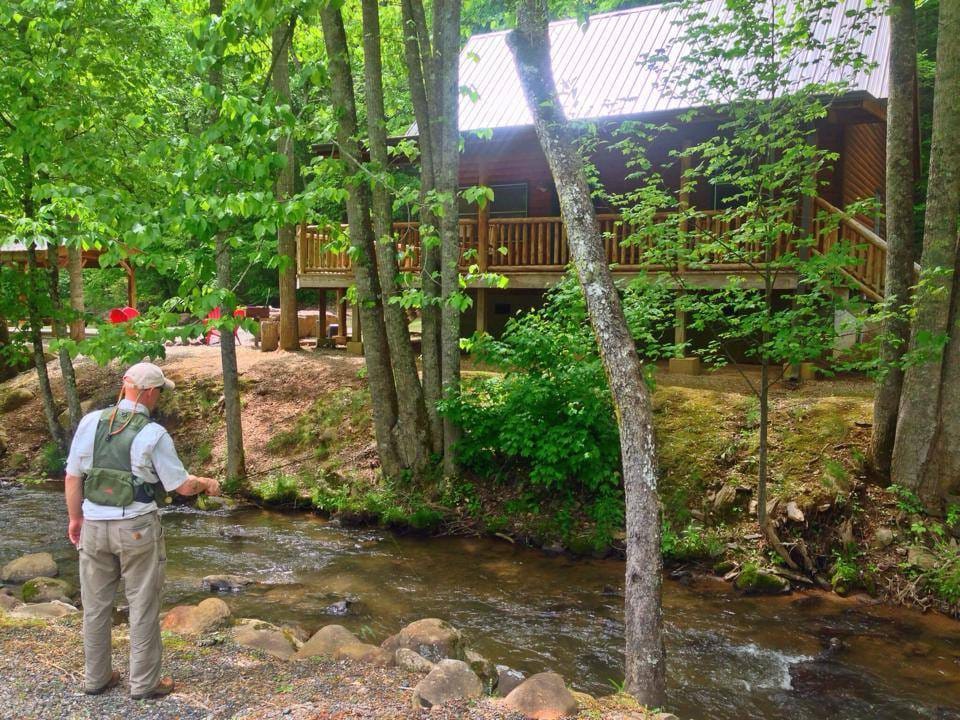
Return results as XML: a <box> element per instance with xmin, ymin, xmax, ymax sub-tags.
<box><xmin>82</xmin><ymin>408</ymin><xmax>166</xmax><ymax>507</ymax></box>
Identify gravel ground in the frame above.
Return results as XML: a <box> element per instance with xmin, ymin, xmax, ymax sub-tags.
<box><xmin>0</xmin><ymin>617</ymin><xmax>654</xmax><ymax>720</ymax></box>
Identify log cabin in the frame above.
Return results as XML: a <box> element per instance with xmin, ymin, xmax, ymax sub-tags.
<box><xmin>297</xmin><ymin>1</ymin><xmax>896</xmax><ymax>364</ymax></box>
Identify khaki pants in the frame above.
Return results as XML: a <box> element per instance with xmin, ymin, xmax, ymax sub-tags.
<box><xmin>78</xmin><ymin>512</ymin><xmax>166</xmax><ymax>695</ymax></box>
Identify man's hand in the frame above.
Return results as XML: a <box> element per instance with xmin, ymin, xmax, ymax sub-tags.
<box><xmin>203</xmin><ymin>477</ymin><xmax>221</xmax><ymax>497</ymax></box>
<box><xmin>68</xmin><ymin>517</ymin><xmax>83</xmax><ymax>547</ymax></box>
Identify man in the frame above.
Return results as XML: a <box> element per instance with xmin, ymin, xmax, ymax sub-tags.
<box><xmin>64</xmin><ymin>362</ymin><xmax>221</xmax><ymax>700</ymax></box>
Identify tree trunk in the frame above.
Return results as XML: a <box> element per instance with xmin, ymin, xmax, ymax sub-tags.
<box><xmin>0</xmin><ymin>319</ymin><xmax>16</xmax><ymax>382</ymax></box>
<box><xmin>508</xmin><ymin>2</ymin><xmax>666</xmax><ymax>705</ymax></box>
<box><xmin>871</xmin><ymin>0</ymin><xmax>917</xmax><ymax>477</ymax></box>
<box><xmin>48</xmin><ymin>245</ymin><xmax>82</xmax><ymax>433</ymax></box>
<box><xmin>26</xmin><ymin>246</ymin><xmax>67</xmax><ymax>452</ymax></box>
<box><xmin>362</xmin><ymin>0</ymin><xmax>433</xmax><ymax>475</ymax></box>
<box><xmin>67</xmin><ymin>244</ymin><xmax>85</xmax><ymax>342</ymax></box>
<box><xmin>402</xmin><ymin>0</ymin><xmax>444</xmax><ymax>454</ymax></box>
<box><xmin>210</xmin><ymin>0</ymin><xmax>246</xmax><ymax>484</ymax></box>
<box><xmin>435</xmin><ymin>0</ymin><xmax>462</xmax><ymax>476</ymax></box>
<box><xmin>926</xmin><ymin>257</ymin><xmax>960</xmax><ymax>496</ymax></box>
<box><xmin>274</xmin><ymin>18</ymin><xmax>299</xmax><ymax>352</ymax></box>
<box><xmin>320</xmin><ymin>3</ymin><xmax>403</xmax><ymax>478</ymax></box>
<box><xmin>891</xmin><ymin>0</ymin><xmax>960</xmax><ymax>505</ymax></box>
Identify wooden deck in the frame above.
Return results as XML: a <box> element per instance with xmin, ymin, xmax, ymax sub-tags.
<box><xmin>297</xmin><ymin>197</ymin><xmax>890</xmax><ymax>300</ymax></box>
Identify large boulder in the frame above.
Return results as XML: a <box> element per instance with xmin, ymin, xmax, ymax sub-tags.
<box><xmin>496</xmin><ymin>665</ymin><xmax>527</xmax><ymax>697</ymax></box>
<box><xmin>160</xmin><ymin>597</ymin><xmax>231</xmax><ymax>635</ymax></box>
<box><xmin>396</xmin><ymin>648</ymin><xmax>436</xmax><ymax>674</ymax></box>
<box><xmin>1</xmin><ymin>553</ymin><xmax>58</xmax><ymax>583</ymax></box>
<box><xmin>232</xmin><ymin>619</ymin><xmax>299</xmax><ymax>660</ymax></box>
<box><xmin>411</xmin><ymin>659</ymin><xmax>483</xmax><ymax>709</ymax></box>
<box><xmin>396</xmin><ymin>618</ymin><xmax>465</xmax><ymax>662</ymax></box>
<box><xmin>10</xmin><ymin>600</ymin><xmax>79</xmax><ymax>620</ymax></box>
<box><xmin>21</xmin><ymin>577</ymin><xmax>74</xmax><ymax>604</ymax></box>
<box><xmin>0</xmin><ymin>388</ymin><xmax>34</xmax><ymax>413</ymax></box>
<box><xmin>502</xmin><ymin>672</ymin><xmax>579</xmax><ymax>720</ymax></box>
<box><xmin>294</xmin><ymin>624</ymin><xmax>360</xmax><ymax>660</ymax></box>
<box><xmin>334</xmin><ymin>642</ymin><xmax>394</xmax><ymax>666</ymax></box>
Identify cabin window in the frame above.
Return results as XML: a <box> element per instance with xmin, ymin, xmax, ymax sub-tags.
<box><xmin>459</xmin><ymin>182</ymin><xmax>528</xmax><ymax>218</ymax></box>
<box><xmin>711</xmin><ymin>182</ymin><xmax>740</xmax><ymax>210</ymax></box>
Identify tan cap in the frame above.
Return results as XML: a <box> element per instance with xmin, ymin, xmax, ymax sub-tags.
<box><xmin>124</xmin><ymin>362</ymin><xmax>175</xmax><ymax>391</ymax></box>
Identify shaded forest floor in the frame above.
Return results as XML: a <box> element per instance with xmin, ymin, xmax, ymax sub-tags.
<box><xmin>1</xmin><ymin>346</ymin><xmax>957</xmax><ymax>619</ymax></box>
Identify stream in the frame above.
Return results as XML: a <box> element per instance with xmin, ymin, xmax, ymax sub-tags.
<box><xmin>2</xmin><ymin>482</ymin><xmax>959</xmax><ymax>719</ymax></box>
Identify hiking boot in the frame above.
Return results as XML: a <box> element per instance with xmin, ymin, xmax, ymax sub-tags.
<box><xmin>131</xmin><ymin>676</ymin><xmax>175</xmax><ymax>700</ymax></box>
<box><xmin>84</xmin><ymin>670</ymin><xmax>121</xmax><ymax>696</ymax></box>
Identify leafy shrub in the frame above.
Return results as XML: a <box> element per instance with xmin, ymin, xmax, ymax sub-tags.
<box><xmin>442</xmin><ymin>272</ymin><xmax>675</xmax><ymax>503</ymax></box>
<box><xmin>41</xmin><ymin>441</ymin><xmax>66</xmax><ymax>477</ymax></box>
<box><xmin>918</xmin><ymin>543</ymin><xmax>960</xmax><ymax>605</ymax></box>
<box><xmin>253</xmin><ymin>473</ymin><xmax>300</xmax><ymax>505</ymax></box>
<box><xmin>661</xmin><ymin>522</ymin><xmax>725</xmax><ymax>562</ymax></box>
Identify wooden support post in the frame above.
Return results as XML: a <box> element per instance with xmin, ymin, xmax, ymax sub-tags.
<box><xmin>120</xmin><ymin>260</ymin><xmax>137</xmax><ymax>309</ymax></box>
<box><xmin>477</xmin><ymin>163</ymin><xmax>489</xmax><ymax>272</ymax></box>
<box><xmin>346</xmin><ymin>299</ymin><xmax>363</xmax><ymax>355</ymax></box>
<box><xmin>334</xmin><ymin>288</ymin><xmax>348</xmax><ymax>345</ymax></box>
<box><xmin>476</xmin><ymin>288</ymin><xmax>488</xmax><ymax>335</ymax></box>
<box><xmin>668</xmin><ymin>293</ymin><xmax>701</xmax><ymax>375</ymax></box>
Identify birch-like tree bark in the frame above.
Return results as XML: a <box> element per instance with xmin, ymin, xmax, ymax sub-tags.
<box><xmin>871</xmin><ymin>0</ymin><xmax>917</xmax><ymax>477</ymax></box>
<box><xmin>211</xmin><ymin>0</ymin><xmax>246</xmax><ymax>484</ymax></box>
<box><xmin>361</xmin><ymin>0</ymin><xmax>434</xmax><ymax>474</ymax></box>
<box><xmin>47</xmin><ymin>243</ymin><xmax>82</xmax><ymax>432</ymax></box>
<box><xmin>509</xmin><ymin>1</ymin><xmax>665</xmax><ymax>704</ymax></box>
<box><xmin>320</xmin><ymin>3</ymin><xmax>403</xmax><ymax>478</ymax></box>
<box><xmin>891</xmin><ymin>0</ymin><xmax>960</xmax><ymax>505</ymax></box>
<box><xmin>274</xmin><ymin>16</ymin><xmax>299</xmax><ymax>352</ymax></box>
<box><xmin>400</xmin><ymin>0</ymin><xmax>444</xmax><ymax>454</ymax></box>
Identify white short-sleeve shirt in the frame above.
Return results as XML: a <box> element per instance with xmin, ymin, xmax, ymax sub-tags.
<box><xmin>66</xmin><ymin>399</ymin><xmax>189</xmax><ymax>520</ymax></box>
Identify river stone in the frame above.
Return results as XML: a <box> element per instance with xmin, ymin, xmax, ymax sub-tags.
<box><xmin>570</xmin><ymin>691</ymin><xmax>600</xmax><ymax>713</ymax></box>
<box><xmin>1</xmin><ymin>553</ymin><xmax>58</xmax><ymax>583</ymax></box>
<box><xmin>10</xmin><ymin>600</ymin><xmax>79</xmax><ymax>620</ymax></box>
<box><xmin>202</xmin><ymin>575</ymin><xmax>253</xmax><ymax>593</ymax></box>
<box><xmin>411</xmin><ymin>659</ymin><xmax>483</xmax><ymax>709</ymax></box>
<box><xmin>0</xmin><ymin>388</ymin><xmax>34</xmax><ymax>413</ymax></box>
<box><xmin>232</xmin><ymin>619</ymin><xmax>299</xmax><ymax>660</ymax></box>
<box><xmin>503</xmin><ymin>672</ymin><xmax>578</xmax><ymax>719</ymax></box>
<box><xmin>160</xmin><ymin>597</ymin><xmax>231</xmax><ymax>635</ymax></box>
<box><xmin>466</xmin><ymin>649</ymin><xmax>498</xmax><ymax>693</ymax></box>
<box><xmin>396</xmin><ymin>618</ymin><xmax>465</xmax><ymax>662</ymax></box>
<box><xmin>334</xmin><ymin>642</ymin><xmax>394</xmax><ymax>666</ymax></box>
<box><xmin>908</xmin><ymin>546</ymin><xmax>939</xmax><ymax>571</ymax></box>
<box><xmin>294</xmin><ymin>624</ymin><xmax>359</xmax><ymax>660</ymax></box>
<box><xmin>0</xmin><ymin>588</ymin><xmax>21</xmax><ymax>613</ymax></box>
<box><xmin>496</xmin><ymin>665</ymin><xmax>527</xmax><ymax>697</ymax></box>
<box><xmin>396</xmin><ymin>648</ymin><xmax>436</xmax><ymax>674</ymax></box>
<box><xmin>734</xmin><ymin>564</ymin><xmax>791</xmax><ymax>595</ymax></box>
<box><xmin>873</xmin><ymin>527</ymin><xmax>896</xmax><ymax>549</ymax></box>
<box><xmin>21</xmin><ymin>577</ymin><xmax>74</xmax><ymax>604</ymax></box>
<box><xmin>785</xmin><ymin>501</ymin><xmax>805</xmax><ymax>523</ymax></box>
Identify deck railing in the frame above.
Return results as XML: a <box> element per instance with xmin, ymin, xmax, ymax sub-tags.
<box><xmin>298</xmin><ymin>201</ymin><xmax>890</xmax><ymax>298</ymax></box>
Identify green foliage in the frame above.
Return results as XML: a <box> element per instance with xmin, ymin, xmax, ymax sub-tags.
<box><xmin>252</xmin><ymin>473</ymin><xmax>301</xmax><ymax>505</ymax></box>
<box><xmin>918</xmin><ymin>544</ymin><xmax>960</xmax><ymax>605</ymax></box>
<box><xmin>888</xmin><ymin>484</ymin><xmax>925</xmax><ymax>516</ymax></box>
<box><xmin>830</xmin><ymin>547</ymin><xmax>862</xmax><ymax>591</ymax></box>
<box><xmin>444</xmin><ymin>272</ymin><xmax>674</xmax><ymax>501</ymax></box>
<box><xmin>40</xmin><ymin>441</ymin><xmax>65</xmax><ymax>477</ymax></box>
<box><xmin>661</xmin><ymin>522</ymin><xmax>725</xmax><ymax>562</ymax></box>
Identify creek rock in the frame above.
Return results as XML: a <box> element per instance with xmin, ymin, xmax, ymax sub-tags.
<box><xmin>10</xmin><ymin>600</ymin><xmax>79</xmax><ymax>620</ymax></box>
<box><xmin>232</xmin><ymin>619</ymin><xmax>300</xmax><ymax>660</ymax></box>
<box><xmin>786</xmin><ymin>502</ymin><xmax>805</xmax><ymax>523</ymax></box>
<box><xmin>502</xmin><ymin>672</ymin><xmax>578</xmax><ymax>719</ymax></box>
<box><xmin>496</xmin><ymin>665</ymin><xmax>527</xmax><ymax>697</ymax></box>
<box><xmin>334</xmin><ymin>642</ymin><xmax>394</xmax><ymax>666</ymax></box>
<box><xmin>294</xmin><ymin>624</ymin><xmax>360</xmax><ymax>660</ymax></box>
<box><xmin>0</xmin><ymin>588</ymin><xmax>21</xmax><ymax>612</ymax></box>
<box><xmin>411</xmin><ymin>658</ymin><xmax>483</xmax><ymax>709</ymax></box>
<box><xmin>396</xmin><ymin>618</ymin><xmax>465</xmax><ymax>662</ymax></box>
<box><xmin>734</xmin><ymin>564</ymin><xmax>791</xmax><ymax>594</ymax></box>
<box><xmin>21</xmin><ymin>577</ymin><xmax>74</xmax><ymax>604</ymax></box>
<box><xmin>58</xmin><ymin>400</ymin><xmax>94</xmax><ymax>429</ymax></box>
<box><xmin>160</xmin><ymin>597</ymin><xmax>231</xmax><ymax>635</ymax></box>
<box><xmin>202</xmin><ymin>575</ymin><xmax>253</xmax><ymax>593</ymax></box>
<box><xmin>908</xmin><ymin>546</ymin><xmax>939</xmax><ymax>571</ymax></box>
<box><xmin>322</xmin><ymin>599</ymin><xmax>353</xmax><ymax>616</ymax></box>
<box><xmin>396</xmin><ymin>648</ymin><xmax>436</xmax><ymax>674</ymax></box>
<box><xmin>1</xmin><ymin>553</ymin><xmax>58</xmax><ymax>583</ymax></box>
<box><xmin>0</xmin><ymin>388</ymin><xmax>34</xmax><ymax>413</ymax></box>
<box><xmin>872</xmin><ymin>527</ymin><xmax>896</xmax><ymax>549</ymax></box>
<box><xmin>465</xmin><ymin>649</ymin><xmax>498</xmax><ymax>693</ymax></box>
<box><xmin>571</xmin><ymin>691</ymin><xmax>600</xmax><ymax>713</ymax></box>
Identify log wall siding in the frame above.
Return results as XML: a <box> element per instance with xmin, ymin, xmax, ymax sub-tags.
<box><xmin>842</xmin><ymin>122</ymin><xmax>886</xmax><ymax>231</ymax></box>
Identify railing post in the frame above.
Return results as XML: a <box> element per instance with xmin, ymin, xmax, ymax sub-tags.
<box><xmin>477</xmin><ymin>165</ymin><xmax>489</xmax><ymax>272</ymax></box>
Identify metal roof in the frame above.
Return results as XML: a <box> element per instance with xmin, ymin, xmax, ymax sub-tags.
<box><xmin>434</xmin><ymin>0</ymin><xmax>888</xmax><ymax>134</ymax></box>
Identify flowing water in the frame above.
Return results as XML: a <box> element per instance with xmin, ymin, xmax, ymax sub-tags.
<box><xmin>2</xmin><ymin>482</ymin><xmax>959</xmax><ymax>720</ymax></box>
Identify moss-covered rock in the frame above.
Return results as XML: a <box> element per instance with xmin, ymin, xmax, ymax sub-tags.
<box><xmin>21</xmin><ymin>577</ymin><xmax>74</xmax><ymax>604</ymax></box>
<box><xmin>734</xmin><ymin>563</ymin><xmax>790</xmax><ymax>594</ymax></box>
<box><xmin>0</xmin><ymin>388</ymin><xmax>34</xmax><ymax>413</ymax></box>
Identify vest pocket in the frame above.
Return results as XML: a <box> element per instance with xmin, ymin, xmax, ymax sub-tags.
<box><xmin>84</xmin><ymin>468</ymin><xmax>136</xmax><ymax>507</ymax></box>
